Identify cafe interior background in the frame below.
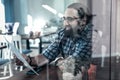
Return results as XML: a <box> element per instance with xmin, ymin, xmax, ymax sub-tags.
<box><xmin>0</xmin><ymin>0</ymin><xmax>120</xmax><ymax>80</ymax></box>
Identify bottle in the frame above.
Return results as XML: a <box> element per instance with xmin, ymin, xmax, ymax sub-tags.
<box><xmin>29</xmin><ymin>31</ymin><xmax>33</xmax><ymax>37</ymax></box>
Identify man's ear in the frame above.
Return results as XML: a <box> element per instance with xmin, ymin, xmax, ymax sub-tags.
<box><xmin>82</xmin><ymin>16</ymin><xmax>87</xmax><ymax>25</ymax></box>
<box><xmin>78</xmin><ymin>16</ymin><xmax>87</xmax><ymax>26</ymax></box>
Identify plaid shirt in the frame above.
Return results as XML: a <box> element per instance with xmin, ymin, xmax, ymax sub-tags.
<box><xmin>42</xmin><ymin>24</ymin><xmax>92</xmax><ymax>65</ymax></box>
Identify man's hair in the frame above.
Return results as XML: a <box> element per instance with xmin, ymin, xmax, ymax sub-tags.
<box><xmin>67</xmin><ymin>3</ymin><xmax>93</xmax><ymax>24</ymax></box>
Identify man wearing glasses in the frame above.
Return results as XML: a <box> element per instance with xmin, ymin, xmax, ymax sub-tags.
<box><xmin>16</xmin><ymin>2</ymin><xmax>93</xmax><ymax>80</ymax></box>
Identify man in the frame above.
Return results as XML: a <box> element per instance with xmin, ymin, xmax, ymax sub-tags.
<box><xmin>16</xmin><ymin>2</ymin><xmax>93</xmax><ymax>80</ymax></box>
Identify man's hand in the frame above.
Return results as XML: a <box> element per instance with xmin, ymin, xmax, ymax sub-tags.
<box><xmin>56</xmin><ymin>58</ymin><xmax>65</xmax><ymax>71</ymax></box>
<box><xmin>34</xmin><ymin>54</ymin><xmax>49</xmax><ymax>66</ymax></box>
<box><xmin>14</xmin><ymin>54</ymin><xmax>49</xmax><ymax>67</ymax></box>
<box><xmin>14</xmin><ymin>54</ymin><xmax>30</xmax><ymax>66</ymax></box>
<box><xmin>57</xmin><ymin>56</ymin><xmax>75</xmax><ymax>73</ymax></box>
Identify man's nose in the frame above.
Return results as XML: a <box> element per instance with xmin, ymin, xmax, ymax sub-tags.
<box><xmin>64</xmin><ymin>20</ymin><xmax>70</xmax><ymax>26</ymax></box>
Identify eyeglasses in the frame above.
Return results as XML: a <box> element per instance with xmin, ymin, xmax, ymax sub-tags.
<box><xmin>62</xmin><ymin>16</ymin><xmax>79</xmax><ymax>22</ymax></box>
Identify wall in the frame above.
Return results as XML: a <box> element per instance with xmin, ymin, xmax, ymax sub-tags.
<box><xmin>116</xmin><ymin>0</ymin><xmax>120</xmax><ymax>53</ymax></box>
<box><xmin>13</xmin><ymin>0</ymin><xmax>28</xmax><ymax>34</ymax></box>
<box><xmin>4</xmin><ymin>0</ymin><xmax>14</xmax><ymax>22</ymax></box>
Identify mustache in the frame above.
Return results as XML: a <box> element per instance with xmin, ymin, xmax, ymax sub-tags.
<box><xmin>64</xmin><ymin>25</ymin><xmax>71</xmax><ymax>30</ymax></box>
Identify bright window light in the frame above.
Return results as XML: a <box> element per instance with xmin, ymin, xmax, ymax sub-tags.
<box><xmin>33</xmin><ymin>18</ymin><xmax>46</xmax><ymax>32</ymax></box>
<box><xmin>27</xmin><ymin>15</ymin><xmax>33</xmax><ymax>26</ymax></box>
<box><xmin>0</xmin><ymin>1</ymin><xmax>5</xmax><ymax>32</ymax></box>
<box><xmin>42</xmin><ymin>5</ymin><xmax>57</xmax><ymax>14</ymax></box>
<box><xmin>42</xmin><ymin>4</ymin><xmax>63</xmax><ymax>18</ymax></box>
<box><xmin>58</xmin><ymin>13</ymin><xmax>64</xmax><ymax>18</ymax></box>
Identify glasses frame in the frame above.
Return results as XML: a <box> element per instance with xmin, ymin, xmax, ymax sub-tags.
<box><xmin>62</xmin><ymin>16</ymin><xmax>79</xmax><ymax>22</ymax></box>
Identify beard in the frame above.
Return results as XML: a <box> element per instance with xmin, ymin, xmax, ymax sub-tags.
<box><xmin>77</xmin><ymin>25</ymin><xmax>85</xmax><ymax>35</ymax></box>
<box><xmin>64</xmin><ymin>25</ymin><xmax>85</xmax><ymax>38</ymax></box>
<box><xmin>64</xmin><ymin>25</ymin><xmax>74</xmax><ymax>38</ymax></box>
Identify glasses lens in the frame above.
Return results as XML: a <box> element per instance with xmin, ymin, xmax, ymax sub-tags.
<box><xmin>67</xmin><ymin>17</ymin><xmax>74</xmax><ymax>21</ymax></box>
